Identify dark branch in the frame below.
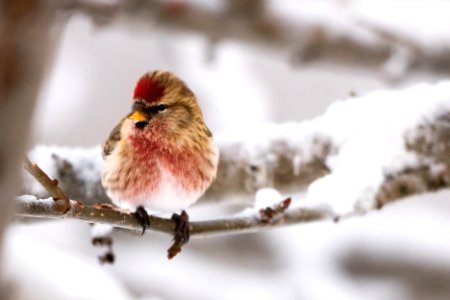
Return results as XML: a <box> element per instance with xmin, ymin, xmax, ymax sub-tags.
<box><xmin>16</xmin><ymin>196</ymin><xmax>334</xmax><ymax>237</ymax></box>
<box><xmin>24</xmin><ymin>157</ymin><xmax>71</xmax><ymax>213</ymax></box>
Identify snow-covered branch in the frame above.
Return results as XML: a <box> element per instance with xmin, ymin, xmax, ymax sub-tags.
<box><xmin>20</xmin><ymin>82</ymin><xmax>450</xmax><ymax>236</ymax></box>
<box><xmin>62</xmin><ymin>0</ymin><xmax>450</xmax><ymax>80</ymax></box>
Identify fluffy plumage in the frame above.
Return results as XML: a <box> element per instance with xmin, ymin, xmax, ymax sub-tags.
<box><xmin>101</xmin><ymin>70</ymin><xmax>219</xmax><ymax>212</ymax></box>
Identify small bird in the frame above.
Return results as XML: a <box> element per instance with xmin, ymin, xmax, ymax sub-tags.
<box><xmin>101</xmin><ymin>70</ymin><xmax>219</xmax><ymax>256</ymax></box>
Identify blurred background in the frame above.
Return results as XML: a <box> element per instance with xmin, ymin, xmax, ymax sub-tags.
<box><xmin>4</xmin><ymin>0</ymin><xmax>450</xmax><ymax>299</ymax></box>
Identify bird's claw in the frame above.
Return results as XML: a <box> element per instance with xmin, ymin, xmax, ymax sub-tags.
<box><xmin>133</xmin><ymin>205</ymin><xmax>150</xmax><ymax>235</ymax></box>
<box><xmin>167</xmin><ymin>210</ymin><xmax>190</xmax><ymax>259</ymax></box>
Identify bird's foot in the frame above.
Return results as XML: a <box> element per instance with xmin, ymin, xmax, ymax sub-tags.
<box><xmin>167</xmin><ymin>210</ymin><xmax>190</xmax><ymax>259</ymax></box>
<box><xmin>133</xmin><ymin>205</ymin><xmax>150</xmax><ymax>235</ymax></box>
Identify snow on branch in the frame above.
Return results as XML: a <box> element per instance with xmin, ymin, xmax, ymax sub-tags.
<box><xmin>23</xmin><ymin>157</ymin><xmax>71</xmax><ymax>213</ymax></box>
<box><xmin>62</xmin><ymin>0</ymin><xmax>450</xmax><ymax>80</ymax></box>
<box><xmin>19</xmin><ymin>81</ymin><xmax>450</xmax><ymax>236</ymax></box>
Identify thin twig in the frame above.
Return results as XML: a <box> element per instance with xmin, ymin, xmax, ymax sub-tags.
<box><xmin>24</xmin><ymin>157</ymin><xmax>71</xmax><ymax>213</ymax></box>
<box><xmin>259</xmin><ymin>197</ymin><xmax>291</xmax><ymax>223</ymax></box>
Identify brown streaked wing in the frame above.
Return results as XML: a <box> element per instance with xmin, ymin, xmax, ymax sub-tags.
<box><xmin>102</xmin><ymin>117</ymin><xmax>126</xmax><ymax>158</ymax></box>
<box><xmin>204</xmin><ymin>125</ymin><xmax>212</xmax><ymax>137</ymax></box>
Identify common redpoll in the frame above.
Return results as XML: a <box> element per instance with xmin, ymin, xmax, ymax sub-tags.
<box><xmin>101</xmin><ymin>71</ymin><xmax>219</xmax><ymax>247</ymax></box>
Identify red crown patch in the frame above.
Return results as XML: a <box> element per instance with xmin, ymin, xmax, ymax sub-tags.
<box><xmin>133</xmin><ymin>74</ymin><xmax>165</xmax><ymax>103</ymax></box>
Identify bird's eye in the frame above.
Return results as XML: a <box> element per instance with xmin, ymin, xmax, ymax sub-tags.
<box><xmin>156</xmin><ymin>104</ymin><xmax>167</xmax><ymax>112</ymax></box>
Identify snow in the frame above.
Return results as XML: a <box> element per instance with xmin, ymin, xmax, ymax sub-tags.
<box><xmin>254</xmin><ymin>188</ymin><xmax>285</xmax><ymax>209</ymax></box>
<box><xmin>26</xmin><ymin>81</ymin><xmax>450</xmax><ymax>215</ymax></box>
<box><xmin>352</xmin><ymin>0</ymin><xmax>450</xmax><ymax>48</ymax></box>
<box><xmin>26</xmin><ymin>145</ymin><xmax>103</xmax><ymax>199</ymax></box>
<box><xmin>216</xmin><ymin>81</ymin><xmax>450</xmax><ymax>214</ymax></box>
<box><xmin>305</xmin><ymin>82</ymin><xmax>450</xmax><ymax>213</ymax></box>
<box><xmin>269</xmin><ymin>0</ymin><xmax>450</xmax><ymax>51</ymax></box>
<box><xmin>3</xmin><ymin>223</ymin><xmax>132</xmax><ymax>300</ymax></box>
<box><xmin>233</xmin><ymin>187</ymin><xmax>286</xmax><ymax>217</ymax></box>
<box><xmin>9</xmin><ymin>1</ymin><xmax>450</xmax><ymax>299</ymax></box>
<box><xmin>17</xmin><ymin>195</ymin><xmax>38</xmax><ymax>203</ymax></box>
<box><xmin>9</xmin><ymin>190</ymin><xmax>448</xmax><ymax>300</ymax></box>
<box><xmin>91</xmin><ymin>223</ymin><xmax>114</xmax><ymax>238</ymax></box>
<box><xmin>17</xmin><ymin>195</ymin><xmax>54</xmax><ymax>210</ymax></box>
<box><xmin>266</xmin><ymin>0</ymin><xmax>450</xmax><ymax>79</ymax></box>
<box><xmin>267</xmin><ymin>0</ymin><xmax>383</xmax><ymax>47</ymax></box>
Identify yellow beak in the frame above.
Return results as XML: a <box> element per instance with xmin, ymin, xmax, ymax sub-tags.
<box><xmin>128</xmin><ymin>111</ymin><xmax>147</xmax><ymax>122</ymax></box>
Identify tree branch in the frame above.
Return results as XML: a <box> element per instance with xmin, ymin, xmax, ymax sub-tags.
<box><xmin>18</xmin><ymin>83</ymin><xmax>450</xmax><ymax>240</ymax></box>
<box><xmin>20</xmin><ymin>157</ymin><xmax>330</xmax><ymax>237</ymax></box>
<box><xmin>22</xmin><ymin>131</ymin><xmax>331</xmax><ymax>206</ymax></box>
<box><xmin>23</xmin><ymin>84</ymin><xmax>450</xmax><ymax>212</ymax></box>
<box><xmin>62</xmin><ymin>0</ymin><xmax>450</xmax><ymax>80</ymax></box>
<box><xmin>24</xmin><ymin>157</ymin><xmax>71</xmax><ymax>213</ymax></box>
<box><xmin>16</xmin><ymin>151</ymin><xmax>449</xmax><ymax>237</ymax></box>
<box><xmin>0</xmin><ymin>0</ymin><xmax>54</xmax><ymax>229</ymax></box>
<box><xmin>17</xmin><ymin>102</ymin><xmax>450</xmax><ymax>236</ymax></box>
<box><xmin>0</xmin><ymin>0</ymin><xmax>59</xmax><ymax>295</ymax></box>
<box><xmin>16</xmin><ymin>195</ymin><xmax>335</xmax><ymax>237</ymax></box>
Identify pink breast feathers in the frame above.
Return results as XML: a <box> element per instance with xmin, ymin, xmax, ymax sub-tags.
<box><xmin>129</xmin><ymin>135</ymin><xmax>206</xmax><ymax>194</ymax></box>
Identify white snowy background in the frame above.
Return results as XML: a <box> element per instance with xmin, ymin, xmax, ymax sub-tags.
<box><xmin>4</xmin><ymin>0</ymin><xmax>450</xmax><ymax>299</ymax></box>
